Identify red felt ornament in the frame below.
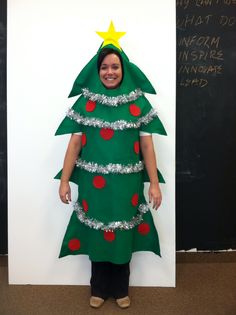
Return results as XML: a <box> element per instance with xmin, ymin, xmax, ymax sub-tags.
<box><xmin>100</xmin><ymin>128</ymin><xmax>114</xmax><ymax>140</ymax></box>
<box><xmin>85</xmin><ymin>100</ymin><xmax>96</xmax><ymax>112</ymax></box>
<box><xmin>68</xmin><ymin>238</ymin><xmax>81</xmax><ymax>251</ymax></box>
<box><xmin>134</xmin><ymin>141</ymin><xmax>140</xmax><ymax>154</ymax></box>
<box><xmin>131</xmin><ymin>193</ymin><xmax>139</xmax><ymax>206</ymax></box>
<box><xmin>93</xmin><ymin>175</ymin><xmax>106</xmax><ymax>189</ymax></box>
<box><xmin>104</xmin><ymin>231</ymin><xmax>115</xmax><ymax>242</ymax></box>
<box><xmin>129</xmin><ymin>104</ymin><xmax>141</xmax><ymax>116</ymax></box>
<box><xmin>138</xmin><ymin>223</ymin><xmax>150</xmax><ymax>235</ymax></box>
<box><xmin>81</xmin><ymin>133</ymin><xmax>87</xmax><ymax>146</ymax></box>
<box><xmin>82</xmin><ymin>199</ymin><xmax>89</xmax><ymax>212</ymax></box>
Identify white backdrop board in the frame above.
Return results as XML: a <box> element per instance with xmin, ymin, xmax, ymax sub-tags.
<box><xmin>8</xmin><ymin>0</ymin><xmax>176</xmax><ymax>286</ymax></box>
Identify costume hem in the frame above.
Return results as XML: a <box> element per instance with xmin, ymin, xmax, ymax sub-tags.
<box><xmin>59</xmin><ymin>250</ymin><xmax>161</xmax><ymax>264</ymax></box>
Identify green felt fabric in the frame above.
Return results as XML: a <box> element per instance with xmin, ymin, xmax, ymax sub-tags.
<box><xmin>55</xmin><ymin>44</ymin><xmax>167</xmax><ymax>263</ymax></box>
<box><xmin>59</xmin><ymin>210</ymin><xmax>160</xmax><ymax>264</ymax></box>
<box><xmin>55</xmin><ymin>95</ymin><xmax>167</xmax><ymax>136</ymax></box>
<box><xmin>68</xmin><ymin>44</ymin><xmax>156</xmax><ymax>97</ymax></box>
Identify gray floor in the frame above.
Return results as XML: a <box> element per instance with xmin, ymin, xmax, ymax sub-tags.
<box><xmin>0</xmin><ymin>253</ymin><xmax>236</xmax><ymax>315</ymax></box>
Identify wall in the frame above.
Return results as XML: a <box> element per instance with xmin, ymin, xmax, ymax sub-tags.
<box><xmin>0</xmin><ymin>0</ymin><xmax>7</xmax><ymax>254</ymax></box>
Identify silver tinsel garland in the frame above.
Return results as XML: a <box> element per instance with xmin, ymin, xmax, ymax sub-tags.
<box><xmin>82</xmin><ymin>88</ymin><xmax>143</xmax><ymax>106</ymax></box>
<box><xmin>74</xmin><ymin>202</ymin><xmax>149</xmax><ymax>231</ymax></box>
<box><xmin>76</xmin><ymin>159</ymin><xmax>144</xmax><ymax>174</ymax></box>
<box><xmin>67</xmin><ymin>108</ymin><xmax>158</xmax><ymax>130</ymax></box>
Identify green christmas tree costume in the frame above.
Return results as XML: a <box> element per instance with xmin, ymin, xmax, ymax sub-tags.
<box><xmin>55</xmin><ymin>30</ymin><xmax>167</xmax><ymax>264</ymax></box>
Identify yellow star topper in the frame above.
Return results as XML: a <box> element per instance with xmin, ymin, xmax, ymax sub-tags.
<box><xmin>96</xmin><ymin>21</ymin><xmax>126</xmax><ymax>51</ymax></box>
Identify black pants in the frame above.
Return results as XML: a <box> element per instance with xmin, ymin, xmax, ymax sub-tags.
<box><xmin>90</xmin><ymin>261</ymin><xmax>130</xmax><ymax>299</ymax></box>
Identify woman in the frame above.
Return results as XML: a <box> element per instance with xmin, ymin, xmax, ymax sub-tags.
<box><xmin>55</xmin><ymin>31</ymin><xmax>166</xmax><ymax>309</ymax></box>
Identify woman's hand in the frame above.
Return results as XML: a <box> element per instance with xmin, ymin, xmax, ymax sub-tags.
<box><xmin>148</xmin><ymin>183</ymin><xmax>162</xmax><ymax>210</ymax></box>
<box><xmin>59</xmin><ymin>181</ymin><xmax>71</xmax><ymax>204</ymax></box>
<box><xmin>140</xmin><ymin>135</ymin><xmax>162</xmax><ymax>210</ymax></box>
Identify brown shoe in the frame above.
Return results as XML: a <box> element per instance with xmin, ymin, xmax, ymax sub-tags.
<box><xmin>116</xmin><ymin>296</ymin><xmax>130</xmax><ymax>308</ymax></box>
<box><xmin>90</xmin><ymin>296</ymin><xmax>105</xmax><ymax>308</ymax></box>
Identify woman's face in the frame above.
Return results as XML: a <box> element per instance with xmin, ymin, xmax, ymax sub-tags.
<box><xmin>99</xmin><ymin>53</ymin><xmax>123</xmax><ymax>89</ymax></box>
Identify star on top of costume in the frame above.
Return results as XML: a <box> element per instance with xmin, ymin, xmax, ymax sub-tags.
<box><xmin>96</xmin><ymin>21</ymin><xmax>126</xmax><ymax>51</ymax></box>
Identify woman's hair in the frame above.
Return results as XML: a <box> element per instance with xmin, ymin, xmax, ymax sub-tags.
<box><xmin>97</xmin><ymin>48</ymin><xmax>124</xmax><ymax>73</ymax></box>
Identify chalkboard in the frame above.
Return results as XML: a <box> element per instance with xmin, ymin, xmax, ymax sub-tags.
<box><xmin>176</xmin><ymin>0</ymin><xmax>236</xmax><ymax>250</ymax></box>
<box><xmin>0</xmin><ymin>0</ymin><xmax>7</xmax><ymax>254</ymax></box>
